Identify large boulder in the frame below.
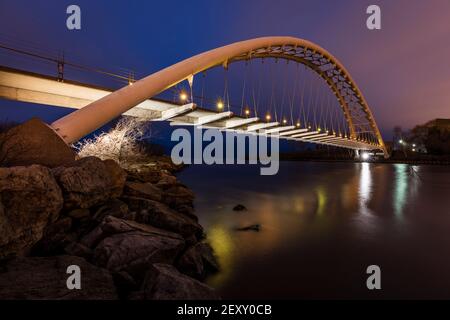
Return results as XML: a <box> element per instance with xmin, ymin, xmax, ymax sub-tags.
<box><xmin>0</xmin><ymin>118</ymin><xmax>75</xmax><ymax>167</ymax></box>
<box><xmin>137</xmin><ymin>263</ymin><xmax>220</xmax><ymax>300</ymax></box>
<box><xmin>0</xmin><ymin>255</ymin><xmax>117</xmax><ymax>299</ymax></box>
<box><xmin>0</xmin><ymin>165</ymin><xmax>63</xmax><ymax>258</ymax></box>
<box><xmin>53</xmin><ymin>157</ymin><xmax>126</xmax><ymax>209</ymax></box>
<box><xmin>123</xmin><ymin>196</ymin><xmax>203</xmax><ymax>238</ymax></box>
<box><xmin>80</xmin><ymin>216</ymin><xmax>185</xmax><ymax>281</ymax></box>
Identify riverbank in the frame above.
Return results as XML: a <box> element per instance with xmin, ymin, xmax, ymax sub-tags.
<box><xmin>0</xmin><ymin>154</ymin><xmax>220</xmax><ymax>299</ymax></box>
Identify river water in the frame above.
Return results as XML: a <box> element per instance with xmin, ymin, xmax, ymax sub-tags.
<box><xmin>177</xmin><ymin>162</ymin><xmax>450</xmax><ymax>299</ymax></box>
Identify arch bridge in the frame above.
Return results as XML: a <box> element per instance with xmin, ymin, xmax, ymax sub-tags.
<box><xmin>0</xmin><ymin>36</ymin><xmax>388</xmax><ymax>157</ymax></box>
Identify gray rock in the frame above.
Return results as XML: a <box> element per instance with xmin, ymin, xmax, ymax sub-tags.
<box><xmin>32</xmin><ymin>217</ymin><xmax>75</xmax><ymax>255</ymax></box>
<box><xmin>177</xmin><ymin>242</ymin><xmax>219</xmax><ymax>279</ymax></box>
<box><xmin>162</xmin><ymin>185</ymin><xmax>195</xmax><ymax>208</ymax></box>
<box><xmin>92</xmin><ymin>198</ymin><xmax>129</xmax><ymax>222</ymax></box>
<box><xmin>233</xmin><ymin>204</ymin><xmax>247</xmax><ymax>211</ymax></box>
<box><xmin>0</xmin><ymin>255</ymin><xmax>117</xmax><ymax>299</ymax></box>
<box><xmin>155</xmin><ymin>172</ymin><xmax>178</xmax><ymax>190</ymax></box>
<box><xmin>123</xmin><ymin>181</ymin><xmax>163</xmax><ymax>202</ymax></box>
<box><xmin>67</xmin><ymin>208</ymin><xmax>90</xmax><ymax>220</ymax></box>
<box><xmin>140</xmin><ymin>263</ymin><xmax>220</xmax><ymax>300</ymax></box>
<box><xmin>236</xmin><ymin>224</ymin><xmax>261</xmax><ymax>232</ymax></box>
<box><xmin>53</xmin><ymin>157</ymin><xmax>126</xmax><ymax>209</ymax></box>
<box><xmin>81</xmin><ymin>216</ymin><xmax>185</xmax><ymax>281</ymax></box>
<box><xmin>125</xmin><ymin>166</ymin><xmax>163</xmax><ymax>184</ymax></box>
<box><xmin>64</xmin><ymin>242</ymin><xmax>93</xmax><ymax>260</ymax></box>
<box><xmin>124</xmin><ymin>196</ymin><xmax>202</xmax><ymax>238</ymax></box>
<box><xmin>0</xmin><ymin>165</ymin><xmax>63</xmax><ymax>258</ymax></box>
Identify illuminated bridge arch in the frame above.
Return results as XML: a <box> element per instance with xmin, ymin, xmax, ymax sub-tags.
<box><xmin>51</xmin><ymin>36</ymin><xmax>387</xmax><ymax>157</ymax></box>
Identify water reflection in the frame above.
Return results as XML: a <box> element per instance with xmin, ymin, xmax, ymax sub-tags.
<box><xmin>352</xmin><ymin>162</ymin><xmax>379</xmax><ymax>235</ymax></box>
<box><xmin>393</xmin><ymin>164</ymin><xmax>421</xmax><ymax>219</ymax></box>
<box><xmin>315</xmin><ymin>187</ymin><xmax>327</xmax><ymax>216</ymax></box>
<box><xmin>177</xmin><ymin>162</ymin><xmax>449</xmax><ymax>298</ymax></box>
<box><xmin>206</xmin><ymin>225</ymin><xmax>234</xmax><ymax>288</ymax></box>
<box><xmin>359</xmin><ymin>163</ymin><xmax>372</xmax><ymax>216</ymax></box>
<box><xmin>393</xmin><ymin>164</ymin><xmax>408</xmax><ymax>218</ymax></box>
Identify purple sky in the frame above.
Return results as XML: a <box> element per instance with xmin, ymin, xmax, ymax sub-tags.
<box><xmin>0</xmin><ymin>0</ymin><xmax>449</xmax><ymax>137</ymax></box>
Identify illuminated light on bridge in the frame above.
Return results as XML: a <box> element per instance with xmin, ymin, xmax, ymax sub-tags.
<box><xmin>179</xmin><ymin>91</ymin><xmax>188</xmax><ymax>102</ymax></box>
<box><xmin>361</xmin><ymin>152</ymin><xmax>370</xmax><ymax>161</ymax></box>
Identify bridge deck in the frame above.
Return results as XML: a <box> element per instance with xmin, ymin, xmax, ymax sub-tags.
<box><xmin>0</xmin><ymin>66</ymin><xmax>380</xmax><ymax>151</ymax></box>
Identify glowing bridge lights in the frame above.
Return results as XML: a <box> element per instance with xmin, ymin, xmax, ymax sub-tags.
<box><xmin>361</xmin><ymin>152</ymin><xmax>370</xmax><ymax>161</ymax></box>
<box><xmin>179</xmin><ymin>91</ymin><xmax>188</xmax><ymax>102</ymax></box>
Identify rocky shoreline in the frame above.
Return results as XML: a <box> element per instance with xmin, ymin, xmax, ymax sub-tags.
<box><xmin>0</xmin><ymin>155</ymin><xmax>220</xmax><ymax>300</ymax></box>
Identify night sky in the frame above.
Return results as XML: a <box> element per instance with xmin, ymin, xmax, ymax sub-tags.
<box><xmin>0</xmin><ymin>0</ymin><xmax>449</xmax><ymax>138</ymax></box>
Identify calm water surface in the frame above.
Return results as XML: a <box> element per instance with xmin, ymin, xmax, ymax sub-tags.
<box><xmin>177</xmin><ymin>162</ymin><xmax>450</xmax><ymax>299</ymax></box>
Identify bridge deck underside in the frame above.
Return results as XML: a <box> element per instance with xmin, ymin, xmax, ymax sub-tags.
<box><xmin>0</xmin><ymin>66</ymin><xmax>381</xmax><ymax>152</ymax></box>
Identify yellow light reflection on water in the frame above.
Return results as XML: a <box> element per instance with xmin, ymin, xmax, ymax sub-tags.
<box><xmin>315</xmin><ymin>187</ymin><xmax>327</xmax><ymax>216</ymax></box>
<box><xmin>205</xmin><ymin>225</ymin><xmax>234</xmax><ymax>288</ymax></box>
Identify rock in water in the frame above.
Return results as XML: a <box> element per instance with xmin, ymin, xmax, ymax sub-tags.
<box><xmin>0</xmin><ymin>165</ymin><xmax>63</xmax><ymax>258</ymax></box>
<box><xmin>233</xmin><ymin>204</ymin><xmax>247</xmax><ymax>211</ymax></box>
<box><xmin>0</xmin><ymin>255</ymin><xmax>117</xmax><ymax>299</ymax></box>
<box><xmin>0</xmin><ymin>118</ymin><xmax>75</xmax><ymax>167</ymax></box>
<box><xmin>236</xmin><ymin>224</ymin><xmax>261</xmax><ymax>232</ymax></box>
<box><xmin>53</xmin><ymin>157</ymin><xmax>126</xmax><ymax>209</ymax></box>
<box><xmin>139</xmin><ymin>263</ymin><xmax>220</xmax><ymax>300</ymax></box>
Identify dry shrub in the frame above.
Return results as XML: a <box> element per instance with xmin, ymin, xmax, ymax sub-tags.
<box><xmin>74</xmin><ymin>117</ymin><xmax>150</xmax><ymax>165</ymax></box>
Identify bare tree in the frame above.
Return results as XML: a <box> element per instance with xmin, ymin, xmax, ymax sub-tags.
<box><xmin>74</xmin><ymin>117</ymin><xmax>151</xmax><ymax>166</ymax></box>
